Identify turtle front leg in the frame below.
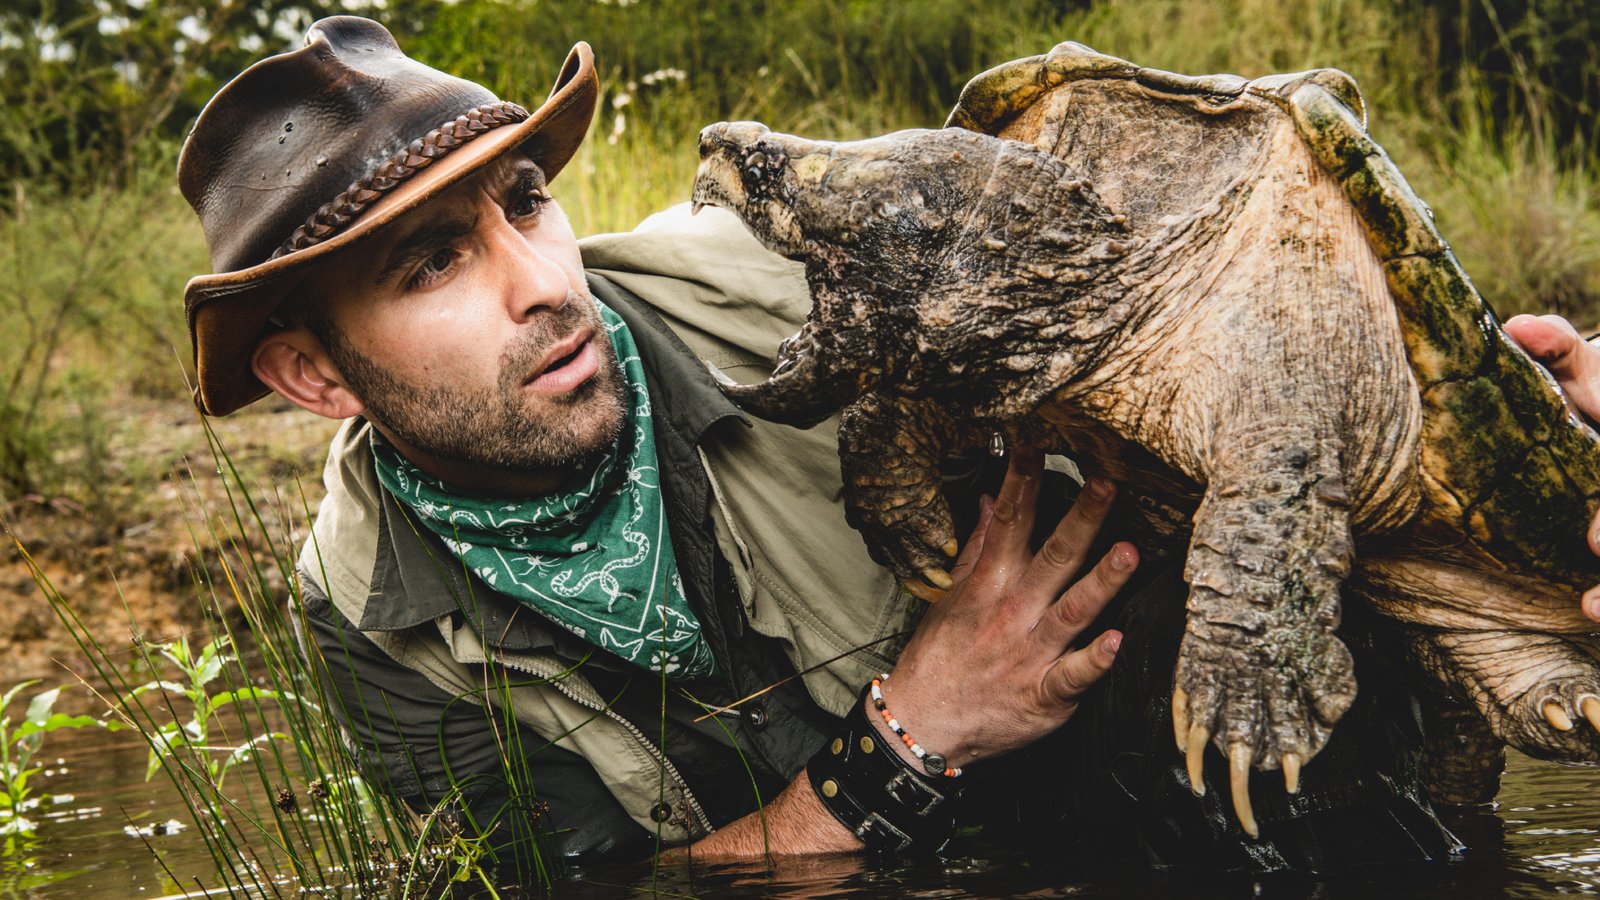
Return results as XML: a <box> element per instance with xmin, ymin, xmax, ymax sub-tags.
<box><xmin>1173</xmin><ymin>424</ymin><xmax>1358</xmax><ymax>838</ymax></box>
<box><xmin>838</xmin><ymin>392</ymin><xmax>980</xmax><ymax>599</ymax></box>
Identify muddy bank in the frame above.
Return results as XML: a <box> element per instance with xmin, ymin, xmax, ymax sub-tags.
<box><xmin>0</xmin><ymin>397</ymin><xmax>341</xmax><ymax>676</ymax></box>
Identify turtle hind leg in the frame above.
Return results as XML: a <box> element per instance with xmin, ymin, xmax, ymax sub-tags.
<box><xmin>1405</xmin><ymin>627</ymin><xmax>1600</xmax><ymax>763</ymax></box>
<box><xmin>1417</xmin><ymin>700</ymin><xmax>1506</xmax><ymax>808</ymax></box>
<box><xmin>1174</xmin><ymin>423</ymin><xmax>1359</xmax><ymax>838</ymax></box>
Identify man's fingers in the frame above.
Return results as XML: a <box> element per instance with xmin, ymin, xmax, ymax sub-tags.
<box><xmin>1018</xmin><ymin>477</ymin><xmax>1117</xmax><ymax>600</ymax></box>
<box><xmin>1032</xmin><ymin>542</ymin><xmax>1138</xmax><ymax>650</ymax></box>
<box><xmin>1584</xmin><ymin>583</ymin><xmax>1600</xmax><ymax>624</ymax></box>
<box><xmin>1508</xmin><ymin>316</ymin><xmax>1600</xmax><ymax>620</ymax></box>
<box><xmin>949</xmin><ymin>495</ymin><xmax>995</xmax><ymax>587</ymax></box>
<box><xmin>1505</xmin><ymin>314</ymin><xmax>1583</xmax><ymax>369</ymax></box>
<box><xmin>981</xmin><ymin>447</ymin><xmax>1045</xmax><ymax>567</ymax></box>
<box><xmin>1042</xmin><ymin>630</ymin><xmax>1122</xmax><ymax>706</ymax></box>
<box><xmin>1505</xmin><ymin>314</ymin><xmax>1600</xmax><ymax>421</ymax></box>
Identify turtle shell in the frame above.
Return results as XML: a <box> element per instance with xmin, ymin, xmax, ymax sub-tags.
<box><xmin>946</xmin><ymin>43</ymin><xmax>1600</xmax><ymax>587</ymax></box>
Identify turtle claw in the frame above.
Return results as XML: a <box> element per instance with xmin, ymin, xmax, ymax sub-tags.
<box><xmin>1545</xmin><ymin>701</ymin><xmax>1575</xmax><ymax>732</ymax></box>
<box><xmin>1185</xmin><ymin>724</ymin><xmax>1209</xmax><ymax>797</ymax></box>
<box><xmin>942</xmin><ymin>538</ymin><xmax>959</xmax><ymax>558</ymax></box>
<box><xmin>1584</xmin><ymin>696</ymin><xmax>1600</xmax><ymax>734</ymax></box>
<box><xmin>1412</xmin><ymin>630</ymin><xmax>1600</xmax><ymax>760</ymax></box>
<box><xmin>1229</xmin><ymin>743</ymin><xmax>1259</xmax><ymax>839</ymax></box>
<box><xmin>902</xmin><ymin>578</ymin><xmax>948</xmax><ymax>603</ymax></box>
<box><xmin>902</xmin><ymin>568</ymin><xmax>953</xmax><ymax>604</ymax></box>
<box><xmin>1281</xmin><ymin>752</ymin><xmax>1302</xmax><ymax>795</ymax></box>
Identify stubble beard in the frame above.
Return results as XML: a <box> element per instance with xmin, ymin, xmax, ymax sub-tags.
<box><xmin>329</xmin><ymin>295</ymin><xmax>630</xmax><ymax>475</ymax></box>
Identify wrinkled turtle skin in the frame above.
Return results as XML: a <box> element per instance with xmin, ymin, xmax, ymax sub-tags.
<box><xmin>690</xmin><ymin>42</ymin><xmax>1600</xmax><ymax>839</ymax></box>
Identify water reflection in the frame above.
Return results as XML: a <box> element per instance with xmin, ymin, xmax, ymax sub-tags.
<box><xmin>6</xmin><ymin>681</ymin><xmax>1600</xmax><ymax>899</ymax></box>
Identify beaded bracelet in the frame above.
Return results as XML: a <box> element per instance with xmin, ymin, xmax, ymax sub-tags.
<box><xmin>870</xmin><ymin>674</ymin><xmax>963</xmax><ymax>778</ymax></box>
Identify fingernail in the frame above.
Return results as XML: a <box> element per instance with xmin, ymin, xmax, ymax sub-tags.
<box><xmin>1111</xmin><ymin>544</ymin><xmax>1133</xmax><ymax>570</ymax></box>
<box><xmin>1585</xmin><ymin>591</ymin><xmax>1600</xmax><ymax>622</ymax></box>
<box><xmin>1084</xmin><ymin>477</ymin><xmax>1113</xmax><ymax>500</ymax></box>
<box><xmin>1102</xmin><ymin>631</ymin><xmax>1122</xmax><ymax>654</ymax></box>
<box><xmin>1590</xmin><ymin>522</ymin><xmax>1600</xmax><ymax>550</ymax></box>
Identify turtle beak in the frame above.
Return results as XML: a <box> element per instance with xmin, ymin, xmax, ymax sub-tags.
<box><xmin>707</xmin><ymin>320</ymin><xmax>874</xmax><ymax>428</ymax></box>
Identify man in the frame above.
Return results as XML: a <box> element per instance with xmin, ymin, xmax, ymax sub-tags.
<box><xmin>179</xmin><ymin>15</ymin><xmax>1600</xmax><ymax>875</ymax></box>
<box><xmin>179</xmin><ymin>15</ymin><xmax>1133</xmax><ymax>867</ymax></box>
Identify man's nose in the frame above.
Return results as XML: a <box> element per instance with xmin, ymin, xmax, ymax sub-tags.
<box><xmin>494</xmin><ymin>229</ymin><xmax>570</xmax><ymax>321</ymax></box>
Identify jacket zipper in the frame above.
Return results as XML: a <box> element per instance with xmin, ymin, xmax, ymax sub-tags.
<box><xmin>493</xmin><ymin>653</ymin><xmax>715</xmax><ymax>835</ymax></box>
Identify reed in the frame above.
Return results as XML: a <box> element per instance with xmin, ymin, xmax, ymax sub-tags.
<box><xmin>17</xmin><ymin>419</ymin><xmax>542</xmax><ymax>894</ymax></box>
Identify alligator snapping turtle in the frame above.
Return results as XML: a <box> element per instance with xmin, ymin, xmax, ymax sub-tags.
<box><xmin>690</xmin><ymin>42</ymin><xmax>1600</xmax><ymax>837</ymax></box>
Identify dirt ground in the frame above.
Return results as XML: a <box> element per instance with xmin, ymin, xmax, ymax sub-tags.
<box><xmin>0</xmin><ymin>395</ymin><xmax>342</xmax><ymax>677</ymax></box>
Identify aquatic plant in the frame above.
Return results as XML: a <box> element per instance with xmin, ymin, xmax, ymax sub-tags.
<box><xmin>0</xmin><ymin>681</ymin><xmax>117</xmax><ymax>843</ymax></box>
<box><xmin>16</xmin><ymin>412</ymin><xmax>545</xmax><ymax>894</ymax></box>
<box><xmin>127</xmin><ymin>633</ymin><xmax>301</xmax><ymax>786</ymax></box>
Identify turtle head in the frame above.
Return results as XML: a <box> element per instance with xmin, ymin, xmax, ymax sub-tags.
<box><xmin>692</xmin><ymin>122</ymin><xmax>1004</xmax><ymax>425</ymax></box>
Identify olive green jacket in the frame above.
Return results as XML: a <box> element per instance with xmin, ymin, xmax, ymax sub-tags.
<box><xmin>296</xmin><ymin>204</ymin><xmax>918</xmax><ymax>842</ymax></box>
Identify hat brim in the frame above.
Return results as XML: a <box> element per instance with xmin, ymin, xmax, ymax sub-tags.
<box><xmin>185</xmin><ymin>42</ymin><xmax>598</xmax><ymax>416</ymax></box>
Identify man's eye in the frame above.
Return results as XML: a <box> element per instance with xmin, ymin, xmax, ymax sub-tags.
<box><xmin>510</xmin><ymin>190</ymin><xmax>549</xmax><ymax>219</ymax></box>
<box><xmin>409</xmin><ymin>247</ymin><xmax>456</xmax><ymax>288</ymax></box>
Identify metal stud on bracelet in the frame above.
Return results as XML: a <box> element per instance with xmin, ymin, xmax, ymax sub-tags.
<box><xmin>870</xmin><ymin>674</ymin><xmax>963</xmax><ymax>778</ymax></box>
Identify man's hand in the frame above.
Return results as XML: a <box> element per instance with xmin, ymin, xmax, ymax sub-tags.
<box><xmin>691</xmin><ymin>447</ymin><xmax>1131</xmax><ymax>860</ymax></box>
<box><xmin>1503</xmin><ymin>314</ymin><xmax>1600</xmax><ymax>623</ymax></box>
<box><xmin>875</xmin><ymin>447</ymin><xmax>1135</xmax><ymax>768</ymax></box>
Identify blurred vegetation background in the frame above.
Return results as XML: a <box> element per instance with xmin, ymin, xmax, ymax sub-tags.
<box><xmin>0</xmin><ymin>0</ymin><xmax>1596</xmax><ymax>536</ymax></box>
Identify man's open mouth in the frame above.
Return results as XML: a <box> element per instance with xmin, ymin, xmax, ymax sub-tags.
<box><xmin>526</xmin><ymin>329</ymin><xmax>600</xmax><ymax>395</ymax></box>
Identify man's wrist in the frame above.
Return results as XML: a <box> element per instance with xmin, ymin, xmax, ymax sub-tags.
<box><xmin>804</xmin><ymin>682</ymin><xmax>968</xmax><ymax>855</ymax></box>
<box><xmin>873</xmin><ymin>675</ymin><xmax>974</xmax><ymax>772</ymax></box>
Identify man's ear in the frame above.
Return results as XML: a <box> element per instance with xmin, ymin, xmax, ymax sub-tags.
<box><xmin>252</xmin><ymin>329</ymin><xmax>366</xmax><ymax>420</ymax></box>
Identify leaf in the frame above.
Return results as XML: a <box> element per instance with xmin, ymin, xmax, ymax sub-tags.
<box><xmin>130</xmin><ymin>680</ymin><xmax>193</xmax><ymax>698</ymax></box>
<box><xmin>23</xmin><ymin>688</ymin><xmax>60</xmax><ymax>727</ymax></box>
<box><xmin>217</xmin><ymin>732</ymin><xmax>288</xmax><ymax>785</ymax></box>
<box><xmin>194</xmin><ymin>636</ymin><xmax>233</xmax><ymax>686</ymax></box>
<box><xmin>12</xmin><ymin>712</ymin><xmax>104</xmax><ymax>741</ymax></box>
<box><xmin>203</xmin><ymin>687</ymin><xmax>292</xmax><ymax>719</ymax></box>
<box><xmin>0</xmin><ymin>681</ymin><xmax>40</xmax><ymax>713</ymax></box>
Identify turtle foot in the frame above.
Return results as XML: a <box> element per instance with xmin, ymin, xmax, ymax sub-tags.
<box><xmin>1409</xmin><ymin>629</ymin><xmax>1600</xmax><ymax>762</ymax></box>
<box><xmin>1173</xmin><ymin>625</ymin><xmax>1357</xmax><ymax>838</ymax></box>
<box><xmin>1174</xmin><ymin>424</ymin><xmax>1359</xmax><ymax>837</ymax></box>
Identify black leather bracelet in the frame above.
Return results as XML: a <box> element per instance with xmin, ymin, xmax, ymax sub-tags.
<box><xmin>806</xmin><ymin>684</ymin><xmax>965</xmax><ymax>854</ymax></box>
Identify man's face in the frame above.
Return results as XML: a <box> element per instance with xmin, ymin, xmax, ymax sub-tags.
<box><xmin>310</xmin><ymin>154</ymin><xmax>627</xmax><ymax>477</ymax></box>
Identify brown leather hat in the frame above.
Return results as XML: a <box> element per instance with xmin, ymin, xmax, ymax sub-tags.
<box><xmin>179</xmin><ymin>16</ymin><xmax>598</xmax><ymax>415</ymax></box>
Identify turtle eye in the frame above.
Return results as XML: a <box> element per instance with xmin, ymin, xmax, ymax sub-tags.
<box><xmin>742</xmin><ymin>151</ymin><xmax>768</xmax><ymax>192</ymax></box>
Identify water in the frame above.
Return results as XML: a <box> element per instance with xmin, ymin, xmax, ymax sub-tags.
<box><xmin>7</xmin><ymin>684</ymin><xmax>1598</xmax><ymax>899</ymax></box>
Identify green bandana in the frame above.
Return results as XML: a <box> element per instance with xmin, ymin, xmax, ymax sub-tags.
<box><xmin>370</xmin><ymin>303</ymin><xmax>716</xmax><ymax>680</ymax></box>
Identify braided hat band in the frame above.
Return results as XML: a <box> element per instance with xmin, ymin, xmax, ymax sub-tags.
<box><xmin>273</xmin><ymin>100</ymin><xmax>531</xmax><ymax>258</ymax></box>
